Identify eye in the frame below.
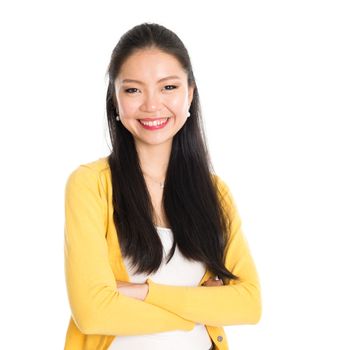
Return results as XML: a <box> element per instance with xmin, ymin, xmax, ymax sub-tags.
<box><xmin>124</xmin><ymin>85</ymin><xmax>178</xmax><ymax>94</ymax></box>
<box><xmin>124</xmin><ymin>88</ymin><xmax>139</xmax><ymax>94</ymax></box>
<box><xmin>164</xmin><ymin>85</ymin><xmax>178</xmax><ymax>90</ymax></box>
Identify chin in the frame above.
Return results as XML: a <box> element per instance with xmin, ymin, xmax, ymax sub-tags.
<box><xmin>136</xmin><ymin>136</ymin><xmax>173</xmax><ymax>147</ymax></box>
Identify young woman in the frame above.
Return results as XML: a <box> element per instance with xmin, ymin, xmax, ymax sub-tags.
<box><xmin>63</xmin><ymin>22</ymin><xmax>261</xmax><ymax>350</ymax></box>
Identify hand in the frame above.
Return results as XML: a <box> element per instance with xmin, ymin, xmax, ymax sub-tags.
<box><xmin>116</xmin><ymin>280</ymin><xmax>149</xmax><ymax>301</ymax></box>
<box><xmin>201</xmin><ymin>276</ymin><xmax>224</xmax><ymax>287</ymax></box>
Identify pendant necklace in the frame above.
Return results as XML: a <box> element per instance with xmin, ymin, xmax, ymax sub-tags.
<box><xmin>143</xmin><ymin>173</ymin><xmax>165</xmax><ymax>189</ymax></box>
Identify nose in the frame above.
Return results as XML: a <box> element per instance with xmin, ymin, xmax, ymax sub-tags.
<box><xmin>140</xmin><ymin>91</ymin><xmax>162</xmax><ymax>113</ymax></box>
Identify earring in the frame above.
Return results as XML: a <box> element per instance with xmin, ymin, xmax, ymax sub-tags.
<box><xmin>187</xmin><ymin>111</ymin><xmax>191</xmax><ymax>118</ymax></box>
<box><xmin>115</xmin><ymin>110</ymin><xmax>120</xmax><ymax>121</ymax></box>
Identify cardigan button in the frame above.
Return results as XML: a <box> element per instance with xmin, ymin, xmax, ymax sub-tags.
<box><xmin>217</xmin><ymin>335</ymin><xmax>223</xmax><ymax>342</ymax></box>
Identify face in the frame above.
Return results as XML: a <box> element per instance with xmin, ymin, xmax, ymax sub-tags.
<box><xmin>114</xmin><ymin>48</ymin><xmax>194</xmax><ymax>148</ymax></box>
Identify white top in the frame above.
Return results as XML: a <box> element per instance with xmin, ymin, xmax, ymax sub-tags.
<box><xmin>107</xmin><ymin>226</ymin><xmax>213</xmax><ymax>350</ymax></box>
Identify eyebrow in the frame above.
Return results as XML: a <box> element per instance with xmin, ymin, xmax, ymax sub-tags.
<box><xmin>121</xmin><ymin>75</ymin><xmax>181</xmax><ymax>85</ymax></box>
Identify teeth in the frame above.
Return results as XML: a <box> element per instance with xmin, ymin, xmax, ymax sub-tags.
<box><xmin>139</xmin><ymin>118</ymin><xmax>169</xmax><ymax>126</ymax></box>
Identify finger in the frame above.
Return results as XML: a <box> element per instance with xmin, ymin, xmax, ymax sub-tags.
<box><xmin>210</xmin><ymin>280</ymin><xmax>224</xmax><ymax>286</ymax></box>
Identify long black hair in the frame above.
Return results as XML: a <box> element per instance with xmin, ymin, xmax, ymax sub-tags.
<box><xmin>105</xmin><ymin>22</ymin><xmax>238</xmax><ymax>282</ymax></box>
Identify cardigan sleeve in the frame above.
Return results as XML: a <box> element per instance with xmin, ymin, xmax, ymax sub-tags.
<box><xmin>64</xmin><ymin>165</ymin><xmax>195</xmax><ymax>335</ymax></box>
<box><xmin>144</xmin><ymin>177</ymin><xmax>262</xmax><ymax>327</ymax></box>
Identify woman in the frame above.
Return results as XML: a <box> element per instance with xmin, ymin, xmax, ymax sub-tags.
<box><xmin>63</xmin><ymin>22</ymin><xmax>261</xmax><ymax>350</ymax></box>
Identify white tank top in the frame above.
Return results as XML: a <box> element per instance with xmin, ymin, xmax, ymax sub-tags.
<box><xmin>107</xmin><ymin>226</ymin><xmax>213</xmax><ymax>350</ymax></box>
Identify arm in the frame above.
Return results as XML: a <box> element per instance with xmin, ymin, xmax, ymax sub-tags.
<box><xmin>64</xmin><ymin>165</ymin><xmax>195</xmax><ymax>335</ymax></box>
<box><xmin>144</xmin><ymin>178</ymin><xmax>262</xmax><ymax>327</ymax></box>
<box><xmin>114</xmin><ymin>276</ymin><xmax>223</xmax><ymax>301</ymax></box>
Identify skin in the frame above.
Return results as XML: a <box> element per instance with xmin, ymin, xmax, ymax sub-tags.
<box><xmin>116</xmin><ymin>277</ymin><xmax>224</xmax><ymax>301</ymax></box>
<box><xmin>113</xmin><ymin>48</ymin><xmax>224</xmax><ymax>300</ymax></box>
<box><xmin>114</xmin><ymin>48</ymin><xmax>195</xmax><ymax>181</ymax></box>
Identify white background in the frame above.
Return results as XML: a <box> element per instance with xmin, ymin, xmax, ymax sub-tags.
<box><xmin>0</xmin><ymin>0</ymin><xmax>349</xmax><ymax>349</ymax></box>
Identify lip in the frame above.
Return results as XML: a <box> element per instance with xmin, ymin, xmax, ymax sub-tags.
<box><xmin>138</xmin><ymin>117</ymin><xmax>170</xmax><ymax>130</ymax></box>
<box><xmin>139</xmin><ymin>117</ymin><xmax>167</xmax><ymax>121</ymax></box>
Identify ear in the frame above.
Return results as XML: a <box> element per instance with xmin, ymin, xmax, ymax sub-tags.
<box><xmin>188</xmin><ymin>84</ymin><xmax>195</xmax><ymax>108</ymax></box>
<box><xmin>111</xmin><ymin>82</ymin><xmax>119</xmax><ymax>109</ymax></box>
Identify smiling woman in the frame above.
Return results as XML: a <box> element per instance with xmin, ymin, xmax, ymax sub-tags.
<box><xmin>63</xmin><ymin>22</ymin><xmax>261</xmax><ymax>350</ymax></box>
<box><xmin>113</xmin><ymin>48</ymin><xmax>194</xmax><ymax>149</ymax></box>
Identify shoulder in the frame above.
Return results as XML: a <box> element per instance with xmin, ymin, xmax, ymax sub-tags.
<box><xmin>211</xmin><ymin>173</ymin><xmax>231</xmax><ymax>198</ymax></box>
<box><xmin>211</xmin><ymin>173</ymin><xmax>240</xmax><ymax>216</ymax></box>
<box><xmin>67</xmin><ymin>156</ymin><xmax>109</xmax><ymax>175</ymax></box>
<box><xmin>65</xmin><ymin>156</ymin><xmax>110</xmax><ymax>193</ymax></box>
<box><xmin>78</xmin><ymin>156</ymin><xmax>110</xmax><ymax>173</ymax></box>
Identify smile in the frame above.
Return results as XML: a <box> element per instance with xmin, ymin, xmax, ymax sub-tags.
<box><xmin>138</xmin><ymin>117</ymin><xmax>170</xmax><ymax>130</ymax></box>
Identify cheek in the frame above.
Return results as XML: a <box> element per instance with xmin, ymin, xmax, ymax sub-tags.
<box><xmin>118</xmin><ymin>96</ymin><xmax>139</xmax><ymax>116</ymax></box>
<box><xmin>166</xmin><ymin>93</ymin><xmax>188</xmax><ymax>112</ymax></box>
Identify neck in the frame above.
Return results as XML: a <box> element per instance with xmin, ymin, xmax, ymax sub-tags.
<box><xmin>135</xmin><ymin>139</ymin><xmax>172</xmax><ymax>181</ymax></box>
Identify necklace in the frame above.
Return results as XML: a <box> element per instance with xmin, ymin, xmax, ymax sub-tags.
<box><xmin>143</xmin><ymin>172</ymin><xmax>165</xmax><ymax>189</ymax></box>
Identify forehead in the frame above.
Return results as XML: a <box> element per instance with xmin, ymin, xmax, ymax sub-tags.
<box><xmin>116</xmin><ymin>48</ymin><xmax>187</xmax><ymax>83</ymax></box>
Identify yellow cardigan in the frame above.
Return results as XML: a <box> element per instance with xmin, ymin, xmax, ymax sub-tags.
<box><xmin>63</xmin><ymin>157</ymin><xmax>262</xmax><ymax>350</ymax></box>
